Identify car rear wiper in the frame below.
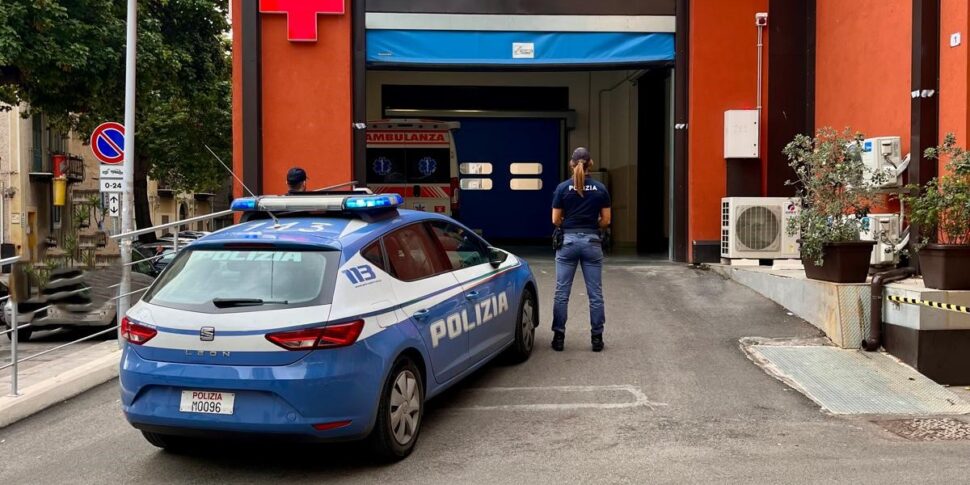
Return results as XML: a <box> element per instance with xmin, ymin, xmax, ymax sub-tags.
<box><xmin>212</xmin><ymin>298</ymin><xmax>289</xmax><ymax>308</ymax></box>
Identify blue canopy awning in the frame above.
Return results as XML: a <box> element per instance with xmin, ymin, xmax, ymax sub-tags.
<box><xmin>367</xmin><ymin>30</ymin><xmax>674</xmax><ymax>68</ymax></box>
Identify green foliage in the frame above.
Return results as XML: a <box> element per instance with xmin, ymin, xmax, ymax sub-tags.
<box><xmin>784</xmin><ymin>128</ymin><xmax>891</xmax><ymax>266</ymax></box>
<box><xmin>0</xmin><ymin>0</ymin><xmax>231</xmax><ymax>193</ymax></box>
<box><xmin>903</xmin><ymin>133</ymin><xmax>970</xmax><ymax>246</ymax></box>
<box><xmin>88</xmin><ymin>194</ymin><xmax>108</xmax><ymax>230</ymax></box>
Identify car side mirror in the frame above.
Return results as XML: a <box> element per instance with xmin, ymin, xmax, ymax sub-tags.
<box><xmin>488</xmin><ymin>247</ymin><xmax>508</xmax><ymax>268</ymax></box>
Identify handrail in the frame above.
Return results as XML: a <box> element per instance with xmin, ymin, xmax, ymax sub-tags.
<box><xmin>125</xmin><ymin>254</ymin><xmax>165</xmax><ymax>267</ymax></box>
<box><xmin>0</xmin><ymin>255</ymin><xmax>21</xmax><ymax>266</ymax></box>
<box><xmin>4</xmin><ymin>208</ymin><xmax>234</xmax><ymax>398</ymax></box>
<box><xmin>0</xmin><ymin>322</ymin><xmax>33</xmax><ymax>337</ymax></box>
<box><xmin>0</xmin><ymin>324</ymin><xmax>120</xmax><ymax>371</ymax></box>
<box><xmin>110</xmin><ymin>209</ymin><xmax>233</xmax><ymax>240</ymax></box>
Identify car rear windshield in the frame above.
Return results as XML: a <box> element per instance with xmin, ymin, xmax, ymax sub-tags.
<box><xmin>144</xmin><ymin>249</ymin><xmax>338</xmax><ymax>313</ymax></box>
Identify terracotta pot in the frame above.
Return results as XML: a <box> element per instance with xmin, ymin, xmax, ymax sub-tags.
<box><xmin>802</xmin><ymin>241</ymin><xmax>876</xmax><ymax>283</ymax></box>
<box><xmin>919</xmin><ymin>244</ymin><xmax>970</xmax><ymax>290</ymax></box>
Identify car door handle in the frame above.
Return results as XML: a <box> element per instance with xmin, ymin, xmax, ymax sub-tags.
<box><xmin>413</xmin><ymin>309</ymin><xmax>431</xmax><ymax>321</ymax></box>
<box><xmin>465</xmin><ymin>291</ymin><xmax>480</xmax><ymax>300</ymax></box>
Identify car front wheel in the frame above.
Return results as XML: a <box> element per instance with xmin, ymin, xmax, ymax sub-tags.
<box><xmin>503</xmin><ymin>288</ymin><xmax>536</xmax><ymax>363</ymax></box>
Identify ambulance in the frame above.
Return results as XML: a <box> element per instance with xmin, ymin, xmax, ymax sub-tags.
<box><xmin>366</xmin><ymin>120</ymin><xmax>461</xmax><ymax>216</ymax></box>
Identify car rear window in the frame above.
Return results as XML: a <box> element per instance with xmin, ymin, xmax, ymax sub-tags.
<box><xmin>144</xmin><ymin>249</ymin><xmax>338</xmax><ymax>313</ymax></box>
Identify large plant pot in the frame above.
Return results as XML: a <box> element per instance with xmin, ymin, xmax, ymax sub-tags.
<box><xmin>802</xmin><ymin>241</ymin><xmax>876</xmax><ymax>283</ymax></box>
<box><xmin>920</xmin><ymin>244</ymin><xmax>970</xmax><ymax>290</ymax></box>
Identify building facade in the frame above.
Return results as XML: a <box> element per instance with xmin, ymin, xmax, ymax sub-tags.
<box><xmin>230</xmin><ymin>0</ymin><xmax>961</xmax><ymax>262</ymax></box>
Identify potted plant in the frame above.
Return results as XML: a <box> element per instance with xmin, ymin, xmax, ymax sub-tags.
<box><xmin>903</xmin><ymin>133</ymin><xmax>970</xmax><ymax>290</ymax></box>
<box><xmin>784</xmin><ymin>128</ymin><xmax>891</xmax><ymax>283</ymax></box>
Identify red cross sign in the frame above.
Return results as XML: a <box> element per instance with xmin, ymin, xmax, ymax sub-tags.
<box><xmin>259</xmin><ymin>0</ymin><xmax>346</xmax><ymax>42</ymax></box>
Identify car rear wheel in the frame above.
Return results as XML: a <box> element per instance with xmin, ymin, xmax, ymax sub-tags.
<box><xmin>369</xmin><ymin>357</ymin><xmax>423</xmax><ymax>461</ymax></box>
<box><xmin>141</xmin><ymin>431</ymin><xmax>191</xmax><ymax>452</ymax></box>
<box><xmin>504</xmin><ymin>288</ymin><xmax>536</xmax><ymax>363</ymax></box>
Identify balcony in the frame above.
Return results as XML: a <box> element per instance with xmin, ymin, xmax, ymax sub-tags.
<box><xmin>65</xmin><ymin>155</ymin><xmax>85</xmax><ymax>183</ymax></box>
<box><xmin>29</xmin><ymin>153</ymin><xmax>85</xmax><ymax>183</ymax></box>
<box><xmin>156</xmin><ymin>184</ymin><xmax>175</xmax><ymax>197</ymax></box>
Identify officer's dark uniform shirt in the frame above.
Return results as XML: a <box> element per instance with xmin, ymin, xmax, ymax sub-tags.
<box><xmin>552</xmin><ymin>179</ymin><xmax>611</xmax><ymax>232</ymax></box>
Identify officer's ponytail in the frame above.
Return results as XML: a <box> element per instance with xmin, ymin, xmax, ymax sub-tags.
<box><xmin>572</xmin><ymin>159</ymin><xmax>591</xmax><ymax>198</ymax></box>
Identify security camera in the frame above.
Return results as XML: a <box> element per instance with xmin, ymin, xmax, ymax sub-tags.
<box><xmin>755</xmin><ymin>13</ymin><xmax>768</xmax><ymax>26</ymax></box>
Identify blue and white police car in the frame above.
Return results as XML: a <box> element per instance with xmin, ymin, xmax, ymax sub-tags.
<box><xmin>119</xmin><ymin>191</ymin><xmax>538</xmax><ymax>460</ymax></box>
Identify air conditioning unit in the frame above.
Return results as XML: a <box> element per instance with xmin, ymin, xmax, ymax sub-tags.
<box><xmin>860</xmin><ymin>137</ymin><xmax>909</xmax><ymax>188</ymax></box>
<box><xmin>721</xmin><ymin>197</ymin><xmax>800</xmax><ymax>259</ymax></box>
<box><xmin>860</xmin><ymin>213</ymin><xmax>902</xmax><ymax>266</ymax></box>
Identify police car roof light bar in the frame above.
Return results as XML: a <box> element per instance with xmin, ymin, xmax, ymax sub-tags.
<box><xmin>230</xmin><ymin>194</ymin><xmax>403</xmax><ymax>214</ymax></box>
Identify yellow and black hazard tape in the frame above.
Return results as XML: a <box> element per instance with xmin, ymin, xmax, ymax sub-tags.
<box><xmin>887</xmin><ymin>295</ymin><xmax>970</xmax><ymax>314</ymax></box>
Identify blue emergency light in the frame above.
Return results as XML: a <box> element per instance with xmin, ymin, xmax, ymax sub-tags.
<box><xmin>230</xmin><ymin>194</ymin><xmax>403</xmax><ymax>213</ymax></box>
<box><xmin>230</xmin><ymin>198</ymin><xmax>258</xmax><ymax>211</ymax></box>
<box><xmin>344</xmin><ymin>194</ymin><xmax>404</xmax><ymax>210</ymax></box>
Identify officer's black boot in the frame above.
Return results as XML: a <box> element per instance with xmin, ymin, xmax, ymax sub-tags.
<box><xmin>591</xmin><ymin>334</ymin><xmax>604</xmax><ymax>352</ymax></box>
<box><xmin>551</xmin><ymin>331</ymin><xmax>565</xmax><ymax>352</ymax></box>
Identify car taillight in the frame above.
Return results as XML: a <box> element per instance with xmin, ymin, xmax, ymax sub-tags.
<box><xmin>265</xmin><ymin>320</ymin><xmax>364</xmax><ymax>351</ymax></box>
<box><xmin>121</xmin><ymin>317</ymin><xmax>157</xmax><ymax>345</ymax></box>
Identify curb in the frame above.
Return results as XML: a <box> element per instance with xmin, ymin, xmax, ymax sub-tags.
<box><xmin>0</xmin><ymin>350</ymin><xmax>121</xmax><ymax>428</ymax></box>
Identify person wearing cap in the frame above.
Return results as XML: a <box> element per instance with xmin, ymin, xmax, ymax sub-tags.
<box><xmin>550</xmin><ymin>147</ymin><xmax>612</xmax><ymax>352</ymax></box>
<box><xmin>287</xmin><ymin>167</ymin><xmax>308</xmax><ymax>194</ymax></box>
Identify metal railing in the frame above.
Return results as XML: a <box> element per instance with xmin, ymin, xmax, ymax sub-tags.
<box><xmin>5</xmin><ymin>209</ymin><xmax>233</xmax><ymax>398</ymax></box>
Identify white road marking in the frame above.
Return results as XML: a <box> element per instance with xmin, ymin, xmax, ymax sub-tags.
<box><xmin>450</xmin><ymin>385</ymin><xmax>668</xmax><ymax>411</ymax></box>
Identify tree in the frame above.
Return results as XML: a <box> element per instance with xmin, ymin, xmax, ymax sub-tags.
<box><xmin>0</xmin><ymin>0</ymin><xmax>231</xmax><ymax>237</ymax></box>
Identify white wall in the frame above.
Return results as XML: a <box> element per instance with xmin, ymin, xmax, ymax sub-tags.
<box><xmin>366</xmin><ymin>70</ymin><xmax>643</xmax><ymax>243</ymax></box>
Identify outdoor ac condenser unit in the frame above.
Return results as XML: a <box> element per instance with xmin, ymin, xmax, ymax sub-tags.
<box><xmin>860</xmin><ymin>136</ymin><xmax>909</xmax><ymax>188</ymax></box>
<box><xmin>860</xmin><ymin>213</ymin><xmax>902</xmax><ymax>266</ymax></box>
<box><xmin>721</xmin><ymin>197</ymin><xmax>801</xmax><ymax>260</ymax></box>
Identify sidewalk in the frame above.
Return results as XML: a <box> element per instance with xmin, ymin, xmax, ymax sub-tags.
<box><xmin>0</xmin><ymin>340</ymin><xmax>120</xmax><ymax>427</ymax></box>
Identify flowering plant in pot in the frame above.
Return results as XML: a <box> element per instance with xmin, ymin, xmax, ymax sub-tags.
<box><xmin>784</xmin><ymin>128</ymin><xmax>891</xmax><ymax>283</ymax></box>
<box><xmin>903</xmin><ymin>133</ymin><xmax>970</xmax><ymax>290</ymax></box>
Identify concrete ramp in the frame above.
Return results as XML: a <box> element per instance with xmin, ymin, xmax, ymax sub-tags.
<box><xmin>743</xmin><ymin>339</ymin><xmax>970</xmax><ymax>415</ymax></box>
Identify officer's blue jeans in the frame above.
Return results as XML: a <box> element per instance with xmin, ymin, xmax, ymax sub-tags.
<box><xmin>552</xmin><ymin>232</ymin><xmax>605</xmax><ymax>336</ymax></box>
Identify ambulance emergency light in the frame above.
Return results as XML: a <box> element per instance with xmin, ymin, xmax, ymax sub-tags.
<box><xmin>231</xmin><ymin>194</ymin><xmax>404</xmax><ymax>212</ymax></box>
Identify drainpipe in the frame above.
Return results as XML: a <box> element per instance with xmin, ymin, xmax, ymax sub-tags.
<box><xmin>863</xmin><ymin>267</ymin><xmax>916</xmax><ymax>351</ymax></box>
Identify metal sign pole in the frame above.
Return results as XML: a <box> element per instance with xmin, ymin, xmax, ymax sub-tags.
<box><xmin>8</xmin><ymin>301</ymin><xmax>18</xmax><ymax>397</ymax></box>
<box><xmin>118</xmin><ymin>0</ymin><xmax>138</xmax><ymax>344</ymax></box>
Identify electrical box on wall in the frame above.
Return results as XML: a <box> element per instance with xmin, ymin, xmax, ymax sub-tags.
<box><xmin>724</xmin><ymin>110</ymin><xmax>760</xmax><ymax>159</ymax></box>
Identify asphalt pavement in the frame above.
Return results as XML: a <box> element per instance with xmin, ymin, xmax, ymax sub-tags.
<box><xmin>2</xmin><ymin>257</ymin><xmax>970</xmax><ymax>484</ymax></box>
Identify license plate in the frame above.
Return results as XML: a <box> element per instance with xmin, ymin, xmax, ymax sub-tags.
<box><xmin>179</xmin><ymin>390</ymin><xmax>235</xmax><ymax>415</ymax></box>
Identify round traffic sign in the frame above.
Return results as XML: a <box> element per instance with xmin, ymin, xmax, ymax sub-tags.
<box><xmin>90</xmin><ymin>122</ymin><xmax>126</xmax><ymax>165</ymax></box>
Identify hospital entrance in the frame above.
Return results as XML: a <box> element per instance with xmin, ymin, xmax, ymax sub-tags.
<box><xmin>362</xmin><ymin>31</ymin><xmax>675</xmax><ymax>255</ymax></box>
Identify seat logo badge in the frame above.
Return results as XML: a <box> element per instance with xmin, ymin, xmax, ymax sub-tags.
<box><xmin>200</xmin><ymin>327</ymin><xmax>216</xmax><ymax>342</ymax></box>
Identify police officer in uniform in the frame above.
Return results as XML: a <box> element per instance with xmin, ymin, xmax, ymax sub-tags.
<box><xmin>551</xmin><ymin>148</ymin><xmax>612</xmax><ymax>352</ymax></box>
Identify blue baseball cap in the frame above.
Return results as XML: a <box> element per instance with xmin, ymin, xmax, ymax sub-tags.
<box><xmin>571</xmin><ymin>147</ymin><xmax>591</xmax><ymax>162</ymax></box>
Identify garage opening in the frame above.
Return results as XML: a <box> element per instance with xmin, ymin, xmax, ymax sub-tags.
<box><xmin>362</xmin><ymin>29</ymin><xmax>674</xmax><ymax>255</ymax></box>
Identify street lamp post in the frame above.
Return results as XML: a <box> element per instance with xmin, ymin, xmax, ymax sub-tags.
<box><xmin>118</xmin><ymin>0</ymin><xmax>138</xmax><ymax>343</ymax></box>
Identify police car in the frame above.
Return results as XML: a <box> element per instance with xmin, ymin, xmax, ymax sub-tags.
<box><xmin>119</xmin><ymin>191</ymin><xmax>538</xmax><ymax>460</ymax></box>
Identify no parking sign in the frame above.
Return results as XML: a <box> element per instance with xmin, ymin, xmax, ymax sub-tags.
<box><xmin>89</xmin><ymin>122</ymin><xmax>126</xmax><ymax>165</ymax></box>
